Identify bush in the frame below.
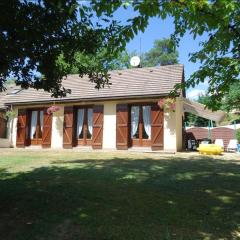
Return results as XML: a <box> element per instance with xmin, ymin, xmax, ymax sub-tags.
<box><xmin>237</xmin><ymin>129</ymin><xmax>240</xmax><ymax>143</ymax></box>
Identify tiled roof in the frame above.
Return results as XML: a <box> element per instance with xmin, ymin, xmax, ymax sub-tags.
<box><xmin>0</xmin><ymin>84</ymin><xmax>21</xmax><ymax>110</ymax></box>
<box><xmin>4</xmin><ymin>64</ymin><xmax>184</xmax><ymax>106</ymax></box>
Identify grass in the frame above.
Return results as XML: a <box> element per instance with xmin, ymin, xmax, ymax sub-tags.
<box><xmin>0</xmin><ymin>149</ymin><xmax>240</xmax><ymax>240</ymax></box>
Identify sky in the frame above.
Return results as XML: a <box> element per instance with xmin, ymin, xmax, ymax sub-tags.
<box><xmin>113</xmin><ymin>6</ymin><xmax>209</xmax><ymax>100</ymax></box>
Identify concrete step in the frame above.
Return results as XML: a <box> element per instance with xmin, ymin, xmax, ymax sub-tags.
<box><xmin>0</xmin><ymin>138</ymin><xmax>11</xmax><ymax>148</ymax></box>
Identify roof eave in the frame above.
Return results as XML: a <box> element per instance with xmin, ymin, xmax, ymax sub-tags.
<box><xmin>4</xmin><ymin>93</ymin><xmax>180</xmax><ymax>107</ymax></box>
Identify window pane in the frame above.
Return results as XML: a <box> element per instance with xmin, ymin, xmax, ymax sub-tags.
<box><xmin>133</xmin><ymin>124</ymin><xmax>139</xmax><ymax>139</ymax></box>
<box><xmin>131</xmin><ymin>106</ymin><xmax>139</xmax><ymax>138</ymax></box>
<box><xmin>87</xmin><ymin>128</ymin><xmax>92</xmax><ymax>139</ymax></box>
<box><xmin>79</xmin><ymin>129</ymin><xmax>84</xmax><ymax>139</ymax></box>
<box><xmin>87</xmin><ymin>108</ymin><xmax>93</xmax><ymax>139</ymax></box>
<box><xmin>77</xmin><ymin>109</ymin><xmax>84</xmax><ymax>138</ymax></box>
<box><xmin>142</xmin><ymin>125</ymin><xmax>149</xmax><ymax>139</ymax></box>
<box><xmin>142</xmin><ymin>106</ymin><xmax>151</xmax><ymax>139</ymax></box>
<box><xmin>30</xmin><ymin>111</ymin><xmax>38</xmax><ymax>139</ymax></box>
<box><xmin>39</xmin><ymin>110</ymin><xmax>43</xmax><ymax>138</ymax></box>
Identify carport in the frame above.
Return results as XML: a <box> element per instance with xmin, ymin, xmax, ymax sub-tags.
<box><xmin>182</xmin><ymin>97</ymin><xmax>226</xmax><ymax>150</ymax></box>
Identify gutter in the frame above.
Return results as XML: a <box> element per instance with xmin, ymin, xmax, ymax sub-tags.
<box><xmin>4</xmin><ymin>93</ymin><xmax>179</xmax><ymax>107</ymax></box>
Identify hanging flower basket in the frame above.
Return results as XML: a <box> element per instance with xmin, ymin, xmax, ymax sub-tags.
<box><xmin>158</xmin><ymin>98</ymin><xmax>176</xmax><ymax>112</ymax></box>
<box><xmin>47</xmin><ymin>106</ymin><xmax>60</xmax><ymax>115</ymax></box>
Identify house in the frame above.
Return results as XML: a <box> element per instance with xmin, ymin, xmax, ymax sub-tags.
<box><xmin>4</xmin><ymin>65</ymin><xmax>185</xmax><ymax>152</ymax></box>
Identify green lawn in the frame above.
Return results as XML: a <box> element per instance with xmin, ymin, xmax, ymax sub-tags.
<box><xmin>0</xmin><ymin>150</ymin><xmax>239</xmax><ymax>240</ymax></box>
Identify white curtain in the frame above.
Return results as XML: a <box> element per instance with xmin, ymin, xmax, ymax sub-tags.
<box><xmin>143</xmin><ymin>106</ymin><xmax>151</xmax><ymax>139</ymax></box>
<box><xmin>30</xmin><ymin>111</ymin><xmax>37</xmax><ymax>139</ymax></box>
<box><xmin>77</xmin><ymin>109</ymin><xmax>84</xmax><ymax>138</ymax></box>
<box><xmin>88</xmin><ymin>108</ymin><xmax>93</xmax><ymax>137</ymax></box>
<box><xmin>40</xmin><ymin>111</ymin><xmax>44</xmax><ymax>132</ymax></box>
<box><xmin>131</xmin><ymin>106</ymin><xmax>139</xmax><ymax>137</ymax></box>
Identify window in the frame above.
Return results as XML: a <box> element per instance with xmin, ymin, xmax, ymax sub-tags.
<box><xmin>76</xmin><ymin>107</ymin><xmax>93</xmax><ymax>145</ymax></box>
<box><xmin>131</xmin><ymin>105</ymin><xmax>151</xmax><ymax>146</ymax></box>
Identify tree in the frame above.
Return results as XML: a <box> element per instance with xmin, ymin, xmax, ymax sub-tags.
<box><xmin>219</xmin><ymin>81</ymin><xmax>240</xmax><ymax>125</ymax></box>
<box><xmin>237</xmin><ymin>129</ymin><xmax>240</xmax><ymax>143</ymax></box>
<box><xmin>68</xmin><ymin>37</ymin><xmax>178</xmax><ymax>73</ymax></box>
<box><xmin>142</xmin><ymin>38</ymin><xmax>178</xmax><ymax>67</ymax></box>
<box><xmin>5</xmin><ymin>79</ymin><xmax>16</xmax><ymax>85</ymax></box>
<box><xmin>68</xmin><ymin>50</ymin><xmax>131</xmax><ymax>75</ymax></box>
<box><xmin>222</xmin><ymin>82</ymin><xmax>240</xmax><ymax>112</ymax></box>
<box><xmin>0</xmin><ymin>0</ymin><xmax>124</xmax><ymax>97</ymax></box>
<box><xmin>107</xmin><ymin>51</ymin><xmax>132</xmax><ymax>70</ymax></box>
<box><xmin>92</xmin><ymin>0</ymin><xmax>240</xmax><ymax>110</ymax></box>
<box><xmin>2</xmin><ymin>0</ymin><xmax>240</xmax><ymax>107</ymax></box>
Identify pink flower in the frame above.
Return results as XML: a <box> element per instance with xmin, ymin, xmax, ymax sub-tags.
<box><xmin>158</xmin><ymin>99</ymin><xmax>165</xmax><ymax>108</ymax></box>
<box><xmin>171</xmin><ymin>103</ymin><xmax>176</xmax><ymax>110</ymax></box>
<box><xmin>47</xmin><ymin>106</ymin><xmax>60</xmax><ymax>115</ymax></box>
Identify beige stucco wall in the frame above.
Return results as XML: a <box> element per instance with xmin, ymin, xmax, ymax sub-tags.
<box><xmin>163</xmin><ymin>97</ymin><xmax>183</xmax><ymax>152</ymax></box>
<box><xmin>176</xmin><ymin>97</ymin><xmax>183</xmax><ymax>151</ymax></box>
<box><xmin>9</xmin><ymin>97</ymin><xmax>183</xmax><ymax>151</ymax></box>
<box><xmin>51</xmin><ymin>106</ymin><xmax>64</xmax><ymax>148</ymax></box>
<box><xmin>164</xmin><ymin>110</ymin><xmax>176</xmax><ymax>151</ymax></box>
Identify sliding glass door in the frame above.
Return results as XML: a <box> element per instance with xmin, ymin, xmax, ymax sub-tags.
<box><xmin>131</xmin><ymin>105</ymin><xmax>151</xmax><ymax>147</ymax></box>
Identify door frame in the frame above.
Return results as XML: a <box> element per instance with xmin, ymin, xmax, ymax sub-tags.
<box><xmin>130</xmin><ymin>103</ymin><xmax>154</xmax><ymax>147</ymax></box>
<box><xmin>74</xmin><ymin>105</ymin><xmax>93</xmax><ymax>146</ymax></box>
<box><xmin>28</xmin><ymin>108</ymin><xmax>44</xmax><ymax>146</ymax></box>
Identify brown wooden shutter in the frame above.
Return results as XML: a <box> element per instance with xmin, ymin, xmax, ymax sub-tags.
<box><xmin>151</xmin><ymin>104</ymin><xmax>164</xmax><ymax>150</ymax></box>
<box><xmin>42</xmin><ymin>109</ymin><xmax>52</xmax><ymax>148</ymax></box>
<box><xmin>16</xmin><ymin>109</ymin><xmax>27</xmax><ymax>147</ymax></box>
<box><xmin>0</xmin><ymin>115</ymin><xmax>7</xmax><ymax>138</ymax></box>
<box><xmin>92</xmin><ymin>105</ymin><xmax>103</xmax><ymax>149</ymax></box>
<box><xmin>63</xmin><ymin>106</ymin><xmax>74</xmax><ymax>148</ymax></box>
<box><xmin>116</xmin><ymin>104</ymin><xmax>129</xmax><ymax>150</ymax></box>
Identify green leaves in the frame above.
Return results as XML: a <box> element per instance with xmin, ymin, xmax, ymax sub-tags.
<box><xmin>92</xmin><ymin>0</ymin><xmax>240</xmax><ymax>110</ymax></box>
<box><xmin>236</xmin><ymin>129</ymin><xmax>240</xmax><ymax>143</ymax></box>
<box><xmin>222</xmin><ymin>81</ymin><xmax>240</xmax><ymax>112</ymax></box>
<box><xmin>1</xmin><ymin>0</ymin><xmax>240</xmax><ymax>108</ymax></box>
<box><xmin>0</xmin><ymin>0</ymin><xmax>124</xmax><ymax>97</ymax></box>
<box><xmin>141</xmin><ymin>38</ymin><xmax>179</xmax><ymax>67</ymax></box>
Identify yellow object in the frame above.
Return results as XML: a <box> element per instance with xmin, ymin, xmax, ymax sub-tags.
<box><xmin>197</xmin><ymin>144</ymin><xmax>223</xmax><ymax>155</ymax></box>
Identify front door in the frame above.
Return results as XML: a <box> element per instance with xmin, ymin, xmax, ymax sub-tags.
<box><xmin>29</xmin><ymin>109</ymin><xmax>43</xmax><ymax>145</ymax></box>
<box><xmin>76</xmin><ymin>107</ymin><xmax>93</xmax><ymax>146</ymax></box>
<box><xmin>131</xmin><ymin>105</ymin><xmax>151</xmax><ymax>147</ymax></box>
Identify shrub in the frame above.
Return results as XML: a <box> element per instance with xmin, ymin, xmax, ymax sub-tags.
<box><xmin>236</xmin><ymin>129</ymin><xmax>240</xmax><ymax>143</ymax></box>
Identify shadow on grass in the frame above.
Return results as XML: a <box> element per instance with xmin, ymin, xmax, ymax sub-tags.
<box><xmin>0</xmin><ymin>156</ymin><xmax>240</xmax><ymax>240</ymax></box>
